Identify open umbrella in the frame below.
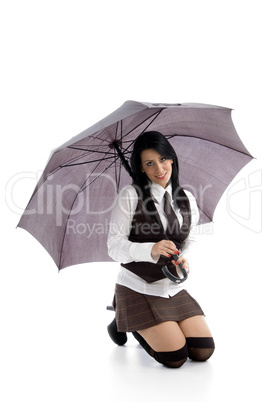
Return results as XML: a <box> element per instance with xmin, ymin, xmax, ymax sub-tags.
<box><xmin>17</xmin><ymin>101</ymin><xmax>253</xmax><ymax>271</ymax></box>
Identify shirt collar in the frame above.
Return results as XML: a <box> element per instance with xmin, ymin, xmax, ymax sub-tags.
<box><xmin>150</xmin><ymin>182</ymin><xmax>172</xmax><ymax>204</ymax></box>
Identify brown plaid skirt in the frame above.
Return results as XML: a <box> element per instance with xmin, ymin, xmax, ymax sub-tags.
<box><xmin>114</xmin><ymin>284</ymin><xmax>204</xmax><ymax>332</ymax></box>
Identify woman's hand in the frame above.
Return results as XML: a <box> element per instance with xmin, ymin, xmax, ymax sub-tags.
<box><xmin>151</xmin><ymin>240</ymin><xmax>180</xmax><ymax>260</ymax></box>
<box><xmin>171</xmin><ymin>256</ymin><xmax>189</xmax><ymax>274</ymax></box>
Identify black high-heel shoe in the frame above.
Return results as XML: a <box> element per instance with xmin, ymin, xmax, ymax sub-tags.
<box><xmin>107</xmin><ymin>318</ymin><xmax>127</xmax><ymax>346</ymax></box>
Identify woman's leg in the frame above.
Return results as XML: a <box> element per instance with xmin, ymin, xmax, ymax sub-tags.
<box><xmin>134</xmin><ymin>321</ymin><xmax>188</xmax><ymax>368</ymax></box>
<box><xmin>138</xmin><ymin>321</ymin><xmax>186</xmax><ymax>351</ymax></box>
<box><xmin>178</xmin><ymin>315</ymin><xmax>212</xmax><ymax>337</ymax></box>
<box><xmin>178</xmin><ymin>315</ymin><xmax>215</xmax><ymax>361</ymax></box>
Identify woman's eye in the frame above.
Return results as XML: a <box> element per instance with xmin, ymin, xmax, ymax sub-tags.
<box><xmin>146</xmin><ymin>161</ymin><xmax>153</xmax><ymax>166</ymax></box>
<box><xmin>161</xmin><ymin>157</ymin><xmax>166</xmax><ymax>162</ymax></box>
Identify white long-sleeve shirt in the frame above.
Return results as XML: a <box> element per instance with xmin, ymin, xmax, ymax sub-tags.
<box><xmin>107</xmin><ymin>182</ymin><xmax>199</xmax><ymax>298</ymax></box>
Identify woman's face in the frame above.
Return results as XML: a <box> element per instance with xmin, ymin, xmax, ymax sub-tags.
<box><xmin>140</xmin><ymin>149</ymin><xmax>173</xmax><ymax>188</ymax></box>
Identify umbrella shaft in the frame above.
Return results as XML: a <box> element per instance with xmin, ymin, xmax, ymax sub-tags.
<box><xmin>112</xmin><ymin>141</ymin><xmax>133</xmax><ymax>178</ymax></box>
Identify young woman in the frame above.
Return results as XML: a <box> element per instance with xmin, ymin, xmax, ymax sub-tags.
<box><xmin>107</xmin><ymin>131</ymin><xmax>215</xmax><ymax>368</ymax></box>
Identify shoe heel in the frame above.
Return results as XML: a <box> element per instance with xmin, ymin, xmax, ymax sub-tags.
<box><xmin>107</xmin><ymin>318</ymin><xmax>127</xmax><ymax>346</ymax></box>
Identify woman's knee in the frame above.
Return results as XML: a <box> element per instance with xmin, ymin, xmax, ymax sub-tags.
<box><xmin>133</xmin><ymin>331</ymin><xmax>188</xmax><ymax>368</ymax></box>
<box><xmin>186</xmin><ymin>337</ymin><xmax>215</xmax><ymax>361</ymax></box>
<box><xmin>155</xmin><ymin>337</ymin><xmax>215</xmax><ymax>367</ymax></box>
<box><xmin>153</xmin><ymin>343</ymin><xmax>188</xmax><ymax>368</ymax></box>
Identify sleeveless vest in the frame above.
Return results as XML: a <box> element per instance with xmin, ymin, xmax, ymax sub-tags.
<box><xmin>121</xmin><ymin>195</ymin><xmax>190</xmax><ymax>283</ymax></box>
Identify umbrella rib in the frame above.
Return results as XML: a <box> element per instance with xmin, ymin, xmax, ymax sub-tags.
<box><xmin>48</xmin><ymin>149</ymin><xmax>111</xmax><ymax>175</ymax></box>
<box><xmin>169</xmin><ymin>134</ymin><xmax>252</xmax><ymax>157</ymax></box>
<box><xmin>113</xmin><ymin>123</ymin><xmax>121</xmax><ymax>188</ymax></box>
<box><xmin>79</xmin><ymin>146</ymin><xmax>118</xmax><ymax>191</ymax></box>
<box><xmin>83</xmin><ymin>109</ymin><xmax>163</xmax><ymax>145</ymax></box>
<box><xmin>68</xmin><ymin>143</ymin><xmax>110</xmax><ymax>148</ymax></box>
<box><xmin>58</xmin><ymin>150</ymin><xmax>119</xmax><ymax>267</ymax></box>
<box><xmin>58</xmin><ymin>193</ymin><xmax>83</xmax><ymax>269</ymax></box>
<box><xmin>53</xmin><ymin>146</ymin><xmax>117</xmax><ymax>171</ymax></box>
<box><xmin>114</xmin><ymin>150</ymin><xmax>120</xmax><ymax>190</ymax></box>
<box><xmin>58</xmin><ymin>150</ymin><xmax>95</xmax><ymax>168</ymax></box>
<box><xmin>79</xmin><ymin>154</ymin><xmax>121</xmax><ymax>192</ymax></box>
<box><xmin>122</xmin><ymin>109</ymin><xmax>164</xmax><ymax>140</ymax></box>
<box><xmin>67</xmin><ymin>146</ymin><xmax>115</xmax><ymax>155</ymax></box>
<box><xmin>116</xmin><ymin>119</ymin><xmax>124</xmax><ymax>188</ymax></box>
<box><xmin>196</xmin><ymin>204</ymin><xmax>213</xmax><ymax>223</ymax></box>
<box><xmin>113</xmin><ymin>120</ymin><xmax>122</xmax><ymax>187</ymax></box>
<box><xmin>117</xmin><ymin>138</ymin><xmax>136</xmax><ymax>158</ymax></box>
<box><xmin>59</xmin><ymin>155</ymin><xmax>116</xmax><ymax>167</ymax></box>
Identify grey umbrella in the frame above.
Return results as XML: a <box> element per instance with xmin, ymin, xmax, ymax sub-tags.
<box><xmin>17</xmin><ymin>101</ymin><xmax>253</xmax><ymax>270</ymax></box>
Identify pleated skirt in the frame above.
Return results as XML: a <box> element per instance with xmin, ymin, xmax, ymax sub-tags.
<box><xmin>114</xmin><ymin>284</ymin><xmax>205</xmax><ymax>332</ymax></box>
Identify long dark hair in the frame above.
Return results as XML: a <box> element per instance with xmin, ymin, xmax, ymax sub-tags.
<box><xmin>131</xmin><ymin>131</ymin><xmax>191</xmax><ymax>226</ymax></box>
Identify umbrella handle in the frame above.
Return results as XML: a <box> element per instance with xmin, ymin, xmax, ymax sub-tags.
<box><xmin>162</xmin><ymin>262</ymin><xmax>188</xmax><ymax>283</ymax></box>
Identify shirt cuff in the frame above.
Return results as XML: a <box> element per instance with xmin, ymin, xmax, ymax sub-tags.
<box><xmin>129</xmin><ymin>242</ymin><xmax>158</xmax><ymax>264</ymax></box>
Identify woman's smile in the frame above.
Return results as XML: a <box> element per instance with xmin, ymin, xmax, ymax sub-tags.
<box><xmin>155</xmin><ymin>172</ymin><xmax>167</xmax><ymax>180</ymax></box>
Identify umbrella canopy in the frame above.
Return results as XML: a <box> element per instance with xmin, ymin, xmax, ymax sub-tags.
<box><xmin>18</xmin><ymin>101</ymin><xmax>253</xmax><ymax>270</ymax></box>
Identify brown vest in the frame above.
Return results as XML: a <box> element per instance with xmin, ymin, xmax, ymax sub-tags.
<box><xmin>121</xmin><ymin>195</ymin><xmax>190</xmax><ymax>283</ymax></box>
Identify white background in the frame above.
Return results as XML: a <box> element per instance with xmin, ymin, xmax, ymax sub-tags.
<box><xmin>1</xmin><ymin>1</ymin><xmax>266</xmax><ymax>401</ymax></box>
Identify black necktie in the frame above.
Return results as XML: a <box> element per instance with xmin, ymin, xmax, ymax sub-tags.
<box><xmin>162</xmin><ymin>191</ymin><xmax>187</xmax><ymax>283</ymax></box>
<box><xmin>162</xmin><ymin>192</ymin><xmax>187</xmax><ymax>283</ymax></box>
<box><xmin>163</xmin><ymin>192</ymin><xmax>180</xmax><ymax>235</ymax></box>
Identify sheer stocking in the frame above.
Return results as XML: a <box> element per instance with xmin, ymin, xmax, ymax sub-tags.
<box><xmin>186</xmin><ymin>337</ymin><xmax>215</xmax><ymax>361</ymax></box>
<box><xmin>132</xmin><ymin>331</ymin><xmax>188</xmax><ymax>368</ymax></box>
